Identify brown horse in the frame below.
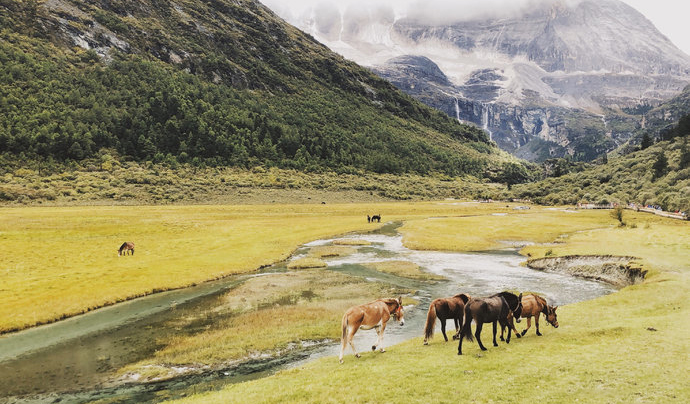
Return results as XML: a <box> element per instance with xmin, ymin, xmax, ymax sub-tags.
<box><xmin>423</xmin><ymin>293</ymin><xmax>471</xmax><ymax>345</ymax></box>
<box><xmin>458</xmin><ymin>292</ymin><xmax>522</xmax><ymax>355</ymax></box>
<box><xmin>118</xmin><ymin>241</ymin><xmax>135</xmax><ymax>257</ymax></box>
<box><xmin>339</xmin><ymin>297</ymin><xmax>404</xmax><ymax>363</ymax></box>
<box><xmin>519</xmin><ymin>294</ymin><xmax>558</xmax><ymax>336</ymax></box>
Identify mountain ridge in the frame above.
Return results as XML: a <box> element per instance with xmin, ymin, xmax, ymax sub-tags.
<box><xmin>0</xmin><ymin>0</ymin><xmax>531</xmax><ymax>181</ymax></box>
<box><xmin>270</xmin><ymin>0</ymin><xmax>690</xmax><ymax>162</ymax></box>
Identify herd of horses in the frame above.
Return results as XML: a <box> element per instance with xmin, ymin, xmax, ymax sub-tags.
<box><xmin>340</xmin><ymin>291</ymin><xmax>558</xmax><ymax>362</ymax></box>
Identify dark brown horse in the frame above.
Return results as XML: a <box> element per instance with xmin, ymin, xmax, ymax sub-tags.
<box><xmin>519</xmin><ymin>294</ymin><xmax>558</xmax><ymax>336</ymax></box>
<box><xmin>371</xmin><ymin>214</ymin><xmax>381</xmax><ymax>223</ymax></box>
<box><xmin>458</xmin><ymin>292</ymin><xmax>522</xmax><ymax>355</ymax></box>
<box><xmin>423</xmin><ymin>293</ymin><xmax>471</xmax><ymax>345</ymax></box>
<box><xmin>118</xmin><ymin>241</ymin><xmax>135</xmax><ymax>257</ymax></box>
<box><xmin>339</xmin><ymin>297</ymin><xmax>404</xmax><ymax>363</ymax></box>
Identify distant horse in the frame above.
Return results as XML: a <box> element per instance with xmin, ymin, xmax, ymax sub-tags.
<box><xmin>423</xmin><ymin>293</ymin><xmax>471</xmax><ymax>345</ymax></box>
<box><xmin>458</xmin><ymin>292</ymin><xmax>522</xmax><ymax>355</ymax></box>
<box><xmin>118</xmin><ymin>241</ymin><xmax>135</xmax><ymax>257</ymax></box>
<box><xmin>367</xmin><ymin>215</ymin><xmax>371</xmax><ymax>223</ymax></box>
<box><xmin>339</xmin><ymin>297</ymin><xmax>404</xmax><ymax>363</ymax></box>
<box><xmin>371</xmin><ymin>214</ymin><xmax>381</xmax><ymax>223</ymax></box>
<box><xmin>519</xmin><ymin>294</ymin><xmax>558</xmax><ymax>336</ymax></box>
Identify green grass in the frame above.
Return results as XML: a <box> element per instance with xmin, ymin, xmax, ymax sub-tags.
<box><xmin>165</xmin><ymin>209</ymin><xmax>690</xmax><ymax>404</ymax></box>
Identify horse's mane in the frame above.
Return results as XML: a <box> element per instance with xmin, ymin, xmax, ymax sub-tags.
<box><xmin>379</xmin><ymin>298</ymin><xmax>401</xmax><ymax>310</ymax></box>
<box><xmin>533</xmin><ymin>294</ymin><xmax>550</xmax><ymax>315</ymax></box>
<box><xmin>453</xmin><ymin>293</ymin><xmax>471</xmax><ymax>304</ymax></box>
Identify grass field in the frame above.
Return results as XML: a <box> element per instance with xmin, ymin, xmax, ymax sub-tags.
<box><xmin>162</xmin><ymin>208</ymin><xmax>689</xmax><ymax>404</ymax></box>
<box><xmin>0</xmin><ymin>201</ymin><xmax>515</xmax><ymax>333</ymax></box>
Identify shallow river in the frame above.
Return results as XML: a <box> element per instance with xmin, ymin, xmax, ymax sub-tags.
<box><xmin>0</xmin><ymin>223</ymin><xmax>615</xmax><ymax>403</ymax></box>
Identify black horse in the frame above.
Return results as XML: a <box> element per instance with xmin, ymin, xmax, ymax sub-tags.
<box><xmin>458</xmin><ymin>292</ymin><xmax>522</xmax><ymax>355</ymax></box>
<box><xmin>371</xmin><ymin>214</ymin><xmax>381</xmax><ymax>223</ymax></box>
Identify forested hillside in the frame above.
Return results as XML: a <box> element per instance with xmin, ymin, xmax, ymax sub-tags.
<box><xmin>0</xmin><ymin>0</ymin><xmax>527</xmax><ymax>181</ymax></box>
<box><xmin>513</xmin><ymin>117</ymin><xmax>690</xmax><ymax>213</ymax></box>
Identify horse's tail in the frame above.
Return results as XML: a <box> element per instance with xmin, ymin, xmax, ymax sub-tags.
<box><xmin>423</xmin><ymin>302</ymin><xmax>437</xmax><ymax>341</ymax></box>
<box><xmin>461</xmin><ymin>304</ymin><xmax>474</xmax><ymax>342</ymax></box>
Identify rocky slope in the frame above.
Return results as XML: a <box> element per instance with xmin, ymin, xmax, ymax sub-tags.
<box><xmin>267</xmin><ymin>0</ymin><xmax>690</xmax><ymax>161</ymax></box>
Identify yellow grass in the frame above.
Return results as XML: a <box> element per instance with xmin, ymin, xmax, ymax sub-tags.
<box><xmin>287</xmin><ymin>257</ymin><xmax>327</xmax><ymax>270</ymax></box>
<box><xmin>308</xmin><ymin>245</ymin><xmax>356</xmax><ymax>258</ymax></box>
<box><xmin>0</xmin><ymin>201</ymin><xmax>525</xmax><ymax>333</ymax></box>
<box><xmin>401</xmin><ymin>207</ymin><xmax>612</xmax><ymax>251</ymax></box>
<box><xmin>364</xmin><ymin>260</ymin><xmax>445</xmax><ymax>281</ymax></box>
<box><xmin>332</xmin><ymin>239</ymin><xmax>372</xmax><ymax>246</ymax></box>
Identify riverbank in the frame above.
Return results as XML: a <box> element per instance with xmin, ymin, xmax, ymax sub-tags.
<box><xmin>526</xmin><ymin>255</ymin><xmax>646</xmax><ymax>287</ymax></box>
<box><xmin>165</xmin><ymin>209</ymin><xmax>689</xmax><ymax>404</ymax></box>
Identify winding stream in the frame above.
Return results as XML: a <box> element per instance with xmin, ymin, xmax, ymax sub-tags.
<box><xmin>0</xmin><ymin>223</ymin><xmax>615</xmax><ymax>403</ymax></box>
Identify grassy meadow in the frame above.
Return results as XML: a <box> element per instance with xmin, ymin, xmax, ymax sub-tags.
<box><xmin>161</xmin><ymin>207</ymin><xmax>689</xmax><ymax>404</ymax></box>
<box><xmin>0</xmin><ymin>200</ymin><xmax>515</xmax><ymax>333</ymax></box>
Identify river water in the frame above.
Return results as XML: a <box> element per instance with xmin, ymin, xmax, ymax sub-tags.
<box><xmin>0</xmin><ymin>223</ymin><xmax>615</xmax><ymax>403</ymax></box>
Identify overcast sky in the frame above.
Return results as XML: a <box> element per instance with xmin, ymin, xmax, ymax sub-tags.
<box><xmin>261</xmin><ymin>0</ymin><xmax>690</xmax><ymax>56</ymax></box>
<box><xmin>620</xmin><ymin>0</ymin><xmax>690</xmax><ymax>55</ymax></box>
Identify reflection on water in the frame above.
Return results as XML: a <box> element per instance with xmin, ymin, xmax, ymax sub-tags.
<box><xmin>0</xmin><ymin>223</ymin><xmax>615</xmax><ymax>403</ymax></box>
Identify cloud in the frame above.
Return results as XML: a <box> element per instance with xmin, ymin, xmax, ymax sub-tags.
<box><xmin>261</xmin><ymin>0</ymin><xmax>586</xmax><ymax>26</ymax></box>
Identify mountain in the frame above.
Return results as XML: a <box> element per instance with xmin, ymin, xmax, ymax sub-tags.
<box><xmin>269</xmin><ymin>0</ymin><xmax>690</xmax><ymax>162</ymax></box>
<box><xmin>0</xmin><ymin>0</ymin><xmax>525</xmax><ymax>180</ymax></box>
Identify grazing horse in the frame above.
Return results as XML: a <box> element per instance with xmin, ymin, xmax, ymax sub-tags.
<box><xmin>458</xmin><ymin>292</ymin><xmax>522</xmax><ymax>355</ymax></box>
<box><xmin>423</xmin><ymin>293</ymin><xmax>471</xmax><ymax>345</ymax></box>
<box><xmin>118</xmin><ymin>241</ymin><xmax>135</xmax><ymax>257</ymax></box>
<box><xmin>519</xmin><ymin>294</ymin><xmax>558</xmax><ymax>336</ymax></box>
<box><xmin>371</xmin><ymin>214</ymin><xmax>381</xmax><ymax>223</ymax></box>
<box><xmin>367</xmin><ymin>215</ymin><xmax>371</xmax><ymax>223</ymax></box>
<box><xmin>339</xmin><ymin>297</ymin><xmax>404</xmax><ymax>363</ymax></box>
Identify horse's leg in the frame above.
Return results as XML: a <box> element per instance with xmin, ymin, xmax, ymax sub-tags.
<box><xmin>377</xmin><ymin>322</ymin><xmax>388</xmax><ymax>352</ymax></box>
<box><xmin>441</xmin><ymin>318</ymin><xmax>448</xmax><ymax>342</ymax></box>
<box><xmin>452</xmin><ymin>317</ymin><xmax>460</xmax><ymax>340</ymax></box>
<box><xmin>475</xmin><ymin>322</ymin><xmax>487</xmax><ymax>351</ymax></box>
<box><xmin>501</xmin><ymin>317</ymin><xmax>508</xmax><ymax>344</ymax></box>
<box><xmin>372</xmin><ymin>325</ymin><xmax>381</xmax><ymax>351</ymax></box>
<box><xmin>347</xmin><ymin>326</ymin><xmax>360</xmax><ymax>358</ymax></box>
<box><xmin>535</xmin><ymin>312</ymin><xmax>542</xmax><ymax>336</ymax></box>
<box><xmin>521</xmin><ymin>316</ymin><xmax>532</xmax><ymax>336</ymax></box>
<box><xmin>492</xmin><ymin>321</ymin><xmax>498</xmax><ymax>347</ymax></box>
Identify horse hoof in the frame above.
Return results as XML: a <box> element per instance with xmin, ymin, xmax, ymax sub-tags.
<box><xmin>372</xmin><ymin>345</ymin><xmax>377</xmax><ymax>351</ymax></box>
<box><xmin>457</xmin><ymin>351</ymin><xmax>462</xmax><ymax>355</ymax></box>
<box><xmin>452</xmin><ymin>335</ymin><xmax>459</xmax><ymax>340</ymax></box>
<box><xmin>423</xmin><ymin>341</ymin><xmax>428</xmax><ymax>345</ymax></box>
<box><xmin>481</xmin><ymin>347</ymin><xmax>488</xmax><ymax>351</ymax></box>
<box><xmin>339</xmin><ymin>359</ymin><xmax>344</xmax><ymax>364</ymax></box>
<box><xmin>355</xmin><ymin>354</ymin><xmax>361</xmax><ymax>358</ymax></box>
<box><xmin>515</xmin><ymin>333</ymin><xmax>522</xmax><ymax>339</ymax></box>
<box><xmin>537</xmin><ymin>332</ymin><xmax>542</xmax><ymax>336</ymax></box>
<box><xmin>493</xmin><ymin>343</ymin><xmax>498</xmax><ymax>347</ymax></box>
<box><xmin>500</xmin><ymin>337</ymin><xmax>505</xmax><ymax>341</ymax></box>
<box><xmin>521</xmin><ymin>330</ymin><xmax>527</xmax><ymax>336</ymax></box>
<box><xmin>379</xmin><ymin>349</ymin><xmax>386</xmax><ymax>353</ymax></box>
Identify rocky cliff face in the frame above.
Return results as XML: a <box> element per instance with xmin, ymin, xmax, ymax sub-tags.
<box><xmin>266</xmin><ymin>0</ymin><xmax>690</xmax><ymax>161</ymax></box>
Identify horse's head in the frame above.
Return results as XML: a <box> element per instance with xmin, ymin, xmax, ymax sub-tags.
<box><xmin>546</xmin><ymin>306</ymin><xmax>559</xmax><ymax>328</ymax></box>
<box><xmin>393</xmin><ymin>297</ymin><xmax>404</xmax><ymax>326</ymax></box>
<box><xmin>512</xmin><ymin>293</ymin><xmax>523</xmax><ymax>323</ymax></box>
